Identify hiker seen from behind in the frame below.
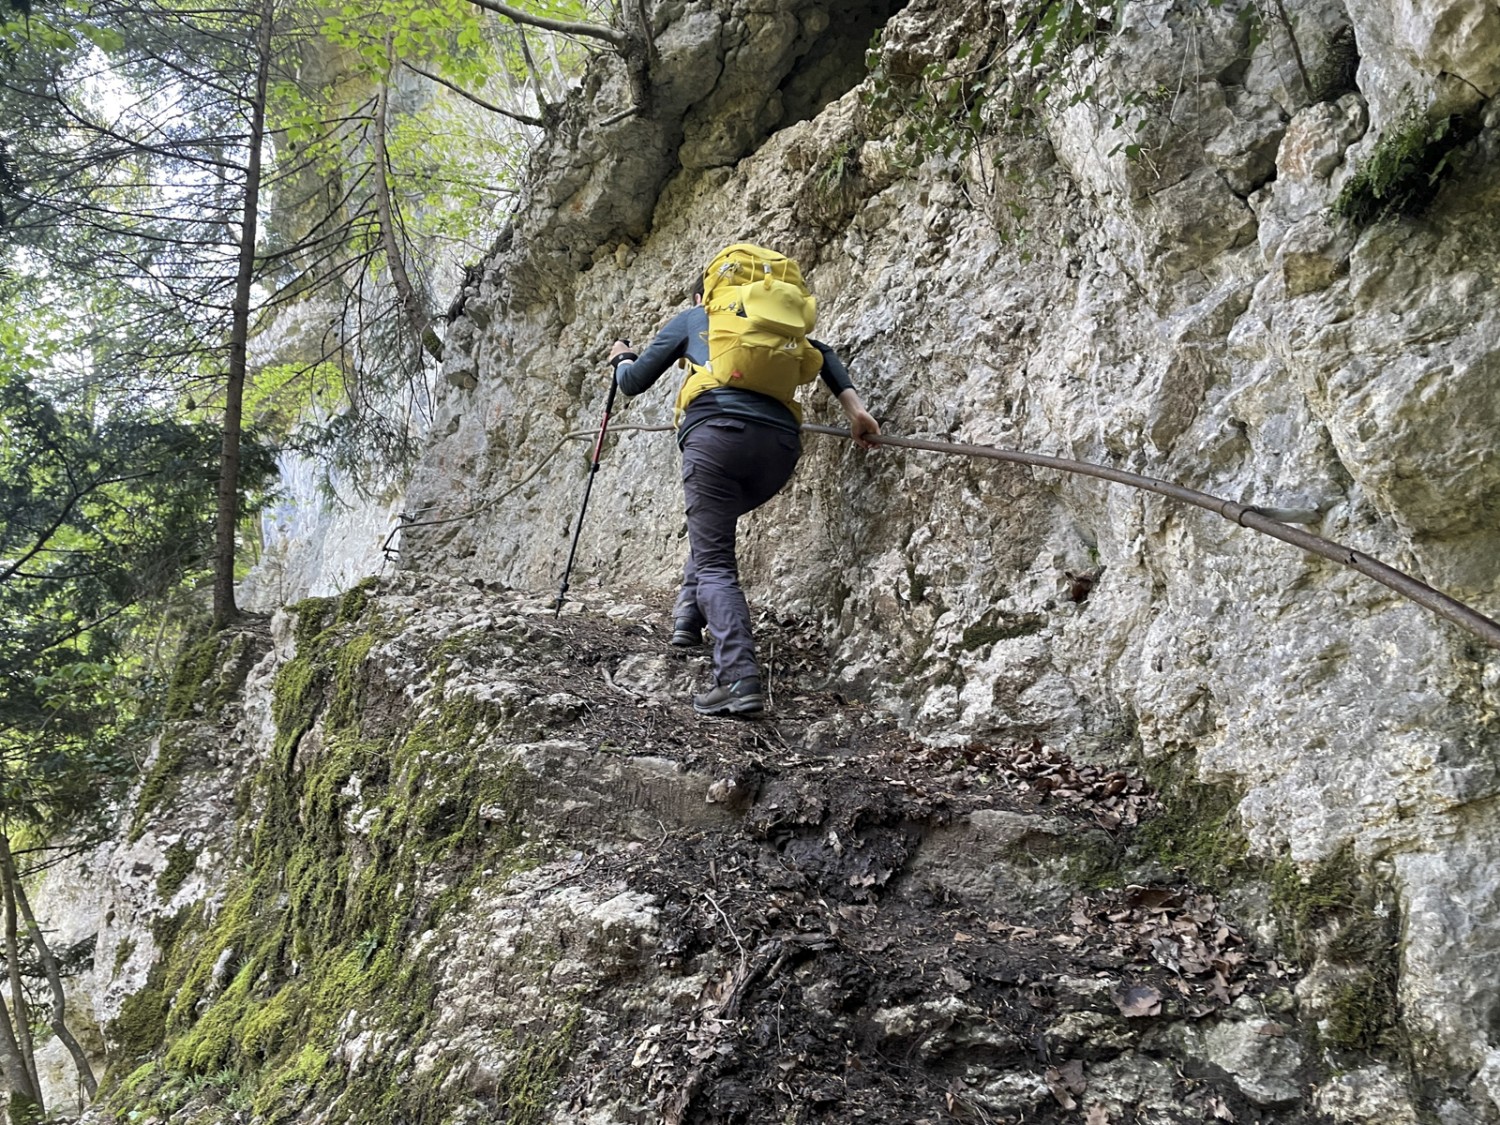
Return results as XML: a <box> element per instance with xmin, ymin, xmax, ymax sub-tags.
<box><xmin>607</xmin><ymin>244</ymin><xmax>879</xmax><ymax>718</ymax></box>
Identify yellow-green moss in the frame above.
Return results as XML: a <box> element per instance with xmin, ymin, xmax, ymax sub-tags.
<box><xmin>1135</xmin><ymin>757</ymin><xmax>1250</xmax><ymax>889</ymax></box>
<box><xmin>107</xmin><ymin>987</ymin><xmax>169</xmax><ymax>1062</ymax></box>
<box><xmin>1270</xmin><ymin>844</ymin><xmax>1361</xmax><ymax>950</ymax></box>
<box><xmin>498</xmin><ymin>1008</ymin><xmax>583</xmax><ymax>1125</ymax></box>
<box><xmin>113</xmin><ymin>937</ymin><xmax>137</xmax><ymax>975</ymax></box>
<box><xmin>157</xmin><ymin>843</ymin><xmax>195</xmax><ymax>901</ymax></box>
<box><xmin>1333</xmin><ymin>104</ymin><xmax>1478</xmax><ymax>227</ymax></box>
<box><xmin>335</xmin><ymin>577</ymin><xmax>380</xmax><ymax>625</ymax></box>
<box><xmin>163</xmin><ymin>637</ymin><xmax>219</xmax><ymax>722</ymax></box>
<box><xmin>288</xmin><ymin>593</ymin><xmax>340</xmax><ymax>649</ymax></box>
<box><xmin>135</xmin><ymin>630</ymin><xmax>264</xmax><ymax>839</ymax></box>
<box><xmin>8</xmin><ymin>1090</ymin><xmax>42</xmax><ymax>1123</ymax></box>
<box><xmin>1271</xmin><ymin>844</ymin><xmax>1401</xmax><ymax>1054</ymax></box>
<box><xmin>117</xmin><ymin>1061</ymin><xmax>160</xmax><ymax>1096</ymax></box>
<box><xmin>103</xmin><ymin>585</ymin><xmax>547</xmax><ymax>1123</ymax></box>
<box><xmin>1324</xmin><ymin>973</ymin><xmax>1395</xmax><ymax>1051</ymax></box>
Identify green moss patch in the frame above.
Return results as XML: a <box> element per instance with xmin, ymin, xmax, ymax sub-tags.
<box><xmin>103</xmin><ymin>586</ymin><xmax>545</xmax><ymax>1124</ymax></box>
<box><xmin>1134</xmin><ymin>756</ymin><xmax>1250</xmax><ymax>889</ymax></box>
<box><xmin>1333</xmin><ymin>104</ymin><xmax>1481</xmax><ymax>228</ymax></box>
<box><xmin>960</xmin><ymin>609</ymin><xmax>1046</xmax><ymax>651</ymax></box>
<box><xmin>134</xmin><ymin>629</ymin><xmax>267</xmax><ymax>838</ymax></box>
<box><xmin>156</xmin><ymin>843</ymin><xmax>196</xmax><ymax>901</ymax></box>
<box><xmin>1271</xmin><ymin>844</ymin><xmax>1401</xmax><ymax>1054</ymax></box>
<box><xmin>107</xmin><ymin>987</ymin><xmax>169</xmax><ymax>1063</ymax></box>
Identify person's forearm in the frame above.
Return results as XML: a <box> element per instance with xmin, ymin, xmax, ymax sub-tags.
<box><xmin>836</xmin><ymin>387</ymin><xmax>880</xmax><ymax>449</ymax></box>
<box><xmin>813</xmin><ymin>341</ymin><xmax>853</xmax><ymax>396</ymax></box>
<box><xmin>614</xmin><ymin>309</ymin><xmax>694</xmax><ymax>395</ymax></box>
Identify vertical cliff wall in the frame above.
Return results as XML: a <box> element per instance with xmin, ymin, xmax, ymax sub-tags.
<box><xmin>395</xmin><ymin>0</ymin><xmax>1500</xmax><ymax>1112</ymax></box>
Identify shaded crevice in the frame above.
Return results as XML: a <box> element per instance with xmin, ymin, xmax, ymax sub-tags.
<box><xmin>779</xmin><ymin>0</ymin><xmax>911</xmax><ymax>127</ymax></box>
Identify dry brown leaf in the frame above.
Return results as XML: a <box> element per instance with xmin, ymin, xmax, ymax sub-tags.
<box><xmin>1044</xmin><ymin>1067</ymin><xmax>1078</xmax><ymax>1110</ymax></box>
<box><xmin>1209</xmin><ymin>1095</ymin><xmax>1236</xmax><ymax>1121</ymax></box>
<box><xmin>1085</xmin><ymin>1103</ymin><xmax>1110</xmax><ymax>1125</ymax></box>
<box><xmin>1057</xmin><ymin>1058</ymin><xmax>1087</xmax><ymax>1093</ymax></box>
<box><xmin>1112</xmin><ymin>984</ymin><xmax>1164</xmax><ymax>1018</ymax></box>
<box><xmin>1126</xmin><ymin>886</ymin><xmax>1184</xmax><ymax>912</ymax></box>
<box><xmin>1211</xmin><ymin>972</ymin><xmax>1232</xmax><ymax>1005</ymax></box>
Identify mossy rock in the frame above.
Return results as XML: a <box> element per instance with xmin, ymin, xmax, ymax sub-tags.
<box><xmin>959</xmin><ymin>609</ymin><xmax>1046</xmax><ymax>651</ymax></box>
<box><xmin>1271</xmin><ymin>844</ymin><xmax>1402</xmax><ymax>1056</ymax></box>
<box><xmin>1133</xmin><ymin>756</ymin><xmax>1251</xmax><ymax>889</ymax></box>
<box><xmin>105</xmin><ymin>586</ymin><xmax>544</xmax><ymax>1123</ymax></box>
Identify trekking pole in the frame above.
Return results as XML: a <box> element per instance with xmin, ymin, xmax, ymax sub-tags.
<box><xmin>553</xmin><ymin>366</ymin><xmax>622</xmax><ymax>616</ymax></box>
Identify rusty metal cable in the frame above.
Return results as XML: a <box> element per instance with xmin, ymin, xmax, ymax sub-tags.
<box><xmin>386</xmin><ymin>420</ymin><xmax>1500</xmax><ymax>650</ymax></box>
<box><xmin>803</xmin><ymin>423</ymin><xmax>1500</xmax><ymax>650</ymax></box>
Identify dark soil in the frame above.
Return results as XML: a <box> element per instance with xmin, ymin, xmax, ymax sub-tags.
<box><xmin>466</xmin><ymin>584</ymin><xmax>1308</xmax><ymax>1125</ymax></box>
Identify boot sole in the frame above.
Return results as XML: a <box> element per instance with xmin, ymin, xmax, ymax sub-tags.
<box><xmin>693</xmin><ymin>695</ymin><xmax>765</xmax><ymax>717</ymax></box>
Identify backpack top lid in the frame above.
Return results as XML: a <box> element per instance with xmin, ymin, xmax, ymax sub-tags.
<box><xmin>703</xmin><ymin>243</ymin><xmax>804</xmax><ymax>293</ymax></box>
<box><xmin>702</xmin><ymin>244</ymin><xmax>815</xmax><ymax>336</ymax></box>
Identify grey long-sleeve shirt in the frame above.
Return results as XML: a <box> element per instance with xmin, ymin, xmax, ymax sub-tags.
<box><xmin>614</xmin><ymin>306</ymin><xmax>855</xmax><ymax>444</ymax></box>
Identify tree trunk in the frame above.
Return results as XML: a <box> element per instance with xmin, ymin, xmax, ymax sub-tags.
<box><xmin>0</xmin><ymin>835</ymin><xmax>97</xmax><ymax>1098</ymax></box>
<box><xmin>0</xmin><ymin>840</ymin><xmax>41</xmax><ymax>1118</ymax></box>
<box><xmin>620</xmin><ymin>0</ymin><xmax>655</xmax><ymax>112</ymax></box>
<box><xmin>2</xmin><ymin>855</ymin><xmax>34</xmax><ymax>1090</ymax></box>
<box><xmin>212</xmin><ymin>0</ymin><xmax>275</xmax><ymax>630</ymax></box>
<box><xmin>372</xmin><ymin>70</ymin><xmax>443</xmax><ymax>363</ymax></box>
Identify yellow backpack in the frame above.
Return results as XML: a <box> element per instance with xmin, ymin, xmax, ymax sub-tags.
<box><xmin>673</xmin><ymin>244</ymin><xmax>825</xmax><ymax>425</ymax></box>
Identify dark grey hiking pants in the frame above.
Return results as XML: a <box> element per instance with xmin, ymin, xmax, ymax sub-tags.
<box><xmin>674</xmin><ymin>417</ymin><xmax>801</xmax><ymax>684</ymax></box>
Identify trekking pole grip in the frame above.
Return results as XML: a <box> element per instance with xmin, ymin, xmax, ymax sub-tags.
<box><xmin>590</xmin><ymin>377</ymin><xmax>620</xmax><ymax>468</ymax></box>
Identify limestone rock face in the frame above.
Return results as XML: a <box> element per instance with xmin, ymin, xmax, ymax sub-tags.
<box><xmin>389</xmin><ymin>0</ymin><xmax>1500</xmax><ymax>1113</ymax></box>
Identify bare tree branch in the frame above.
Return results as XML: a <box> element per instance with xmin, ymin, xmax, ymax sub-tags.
<box><xmin>0</xmin><ymin>834</ymin><xmax>96</xmax><ymax>1097</ymax></box>
<box><xmin>463</xmin><ymin>0</ymin><xmax>626</xmax><ymax>47</ymax></box>
<box><xmin>401</xmin><ymin>59</ymin><xmax>545</xmax><ymax>127</ymax></box>
<box><xmin>372</xmin><ymin>72</ymin><xmax>443</xmax><ymax>363</ymax></box>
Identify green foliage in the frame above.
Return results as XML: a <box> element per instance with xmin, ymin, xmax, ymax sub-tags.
<box><xmin>318</xmin><ymin>0</ymin><xmax>491</xmax><ymax>88</ymax></box>
<box><xmin>1015</xmin><ymin>0</ymin><xmax>1117</xmax><ymax>71</ymax></box>
<box><xmin>242</xmin><ymin>363</ymin><xmax>344</xmax><ymax>433</ymax></box>
<box><xmin>862</xmin><ymin>35</ymin><xmax>994</xmax><ymax>167</ymax></box>
<box><xmin>861</xmin><ymin>0</ymin><xmax>1121</xmax><ymax>169</ymax></box>
<box><xmin>0</xmin><ymin>354</ymin><xmax>271</xmax><ymax>845</ymax></box>
<box><xmin>1333</xmin><ymin>103</ymin><xmax>1477</xmax><ymax>227</ymax></box>
<box><xmin>857</xmin><ymin>2</ymin><xmax>1122</xmax><ymax>249</ymax></box>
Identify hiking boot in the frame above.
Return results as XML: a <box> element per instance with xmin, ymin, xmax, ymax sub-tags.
<box><xmin>693</xmin><ymin>677</ymin><xmax>765</xmax><ymax>717</ymax></box>
<box><xmin>670</xmin><ymin>618</ymin><xmax>705</xmax><ymax>648</ymax></box>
